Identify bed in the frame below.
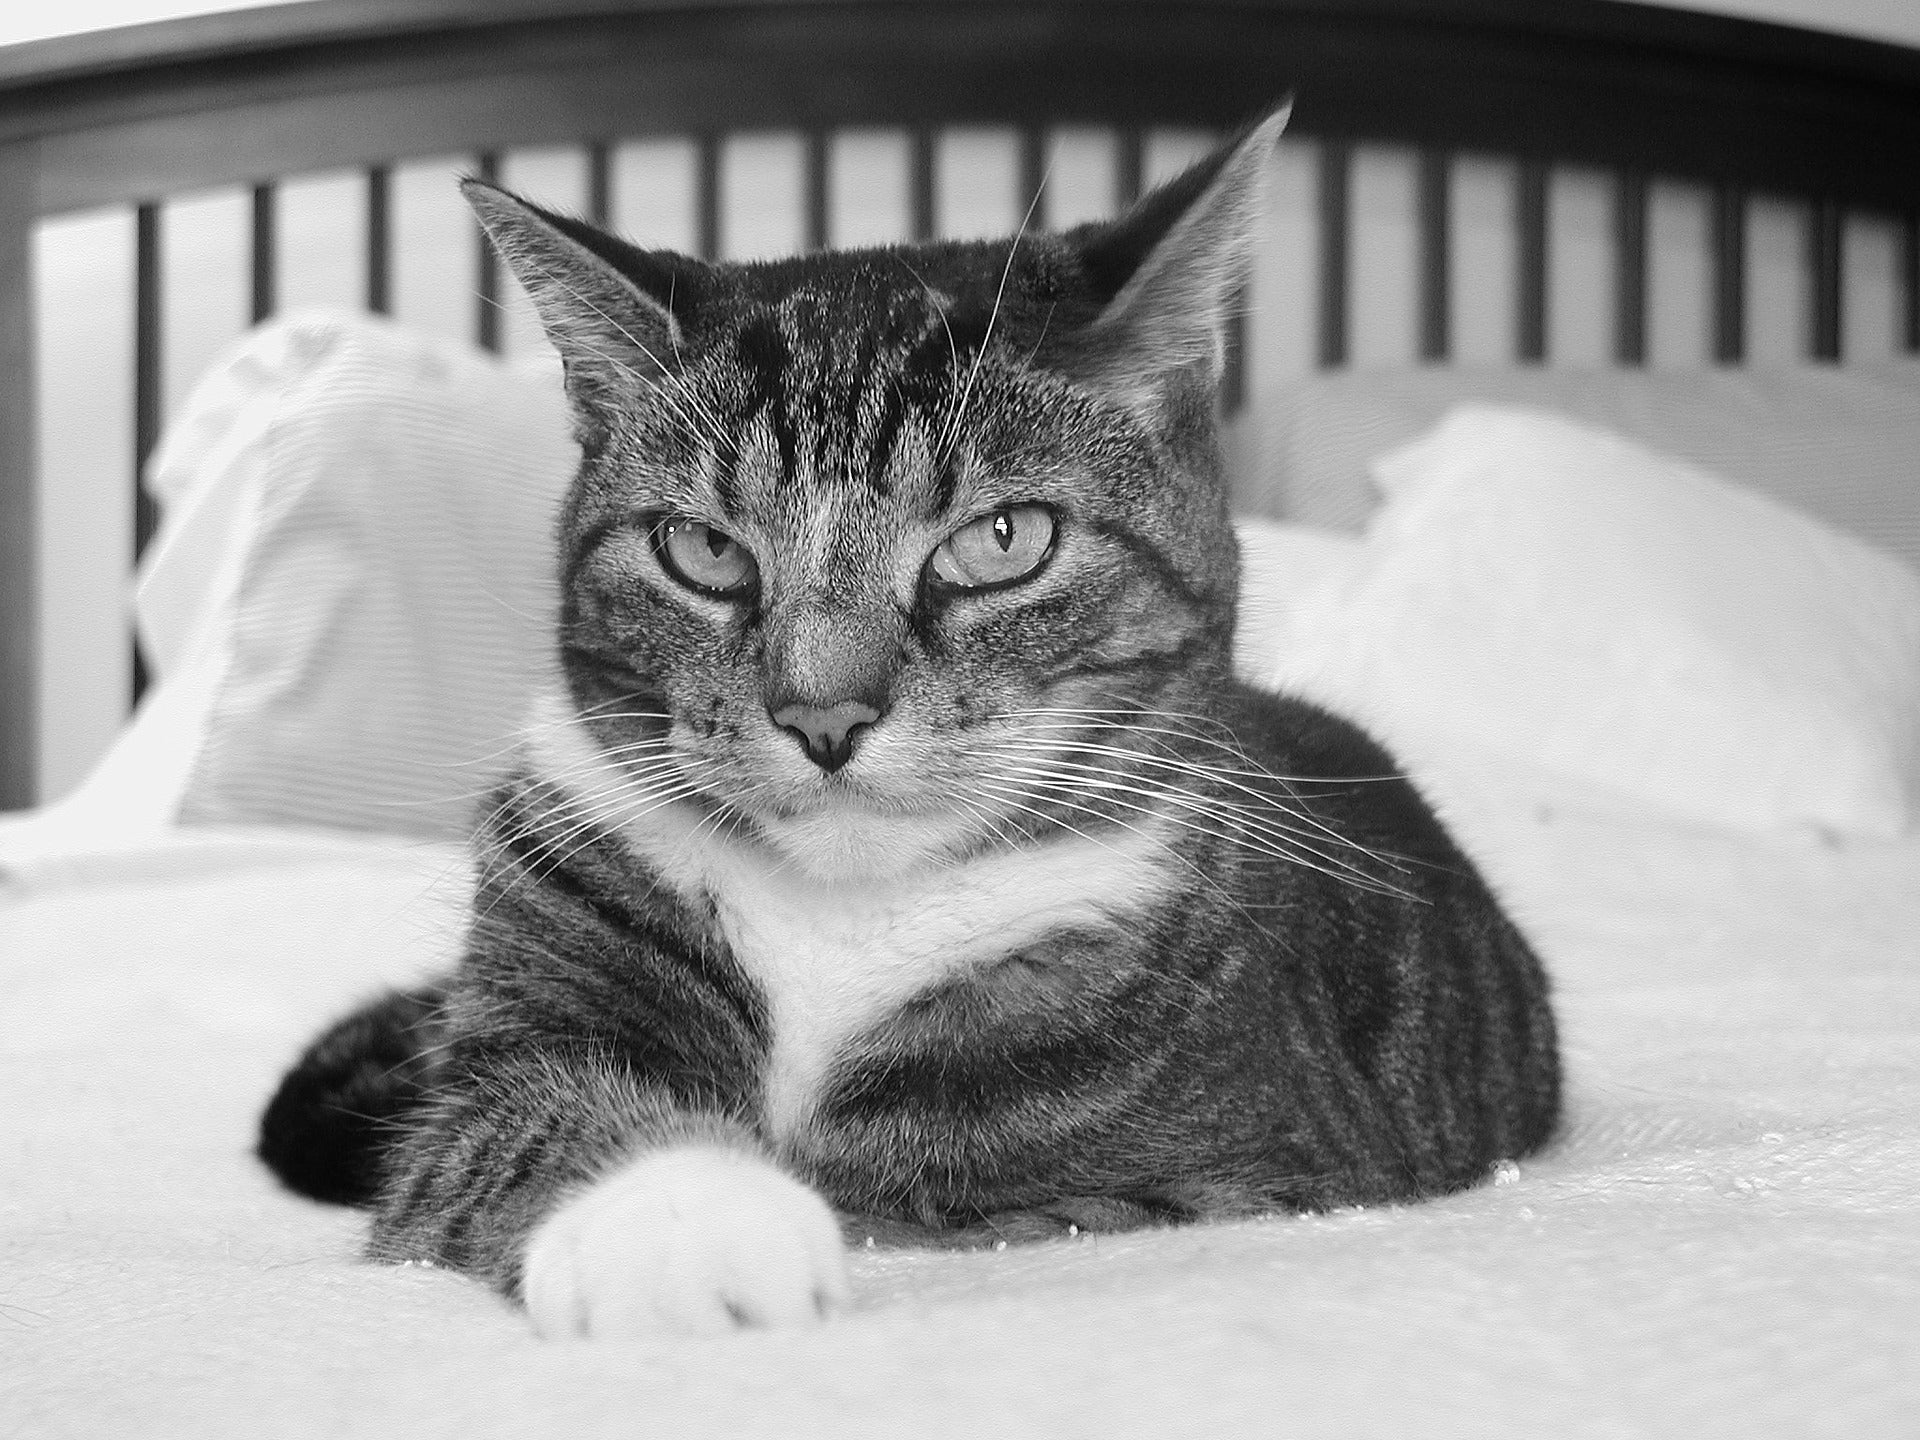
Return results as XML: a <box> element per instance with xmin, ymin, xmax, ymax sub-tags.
<box><xmin>3</xmin><ymin>2</ymin><xmax>1919</xmax><ymax>1435</ymax></box>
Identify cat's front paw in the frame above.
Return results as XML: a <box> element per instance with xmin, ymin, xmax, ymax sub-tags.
<box><xmin>521</xmin><ymin>1145</ymin><xmax>850</xmax><ymax>1339</ymax></box>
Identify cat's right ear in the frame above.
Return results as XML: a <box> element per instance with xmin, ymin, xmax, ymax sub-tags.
<box><xmin>1046</xmin><ymin>108</ymin><xmax>1287</xmax><ymax>422</ymax></box>
<box><xmin>462</xmin><ymin>180</ymin><xmax>698</xmax><ymax>437</ymax></box>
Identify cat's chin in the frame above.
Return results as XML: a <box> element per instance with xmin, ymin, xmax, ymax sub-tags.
<box><xmin>751</xmin><ymin>803</ymin><xmax>987</xmax><ymax>883</ymax></box>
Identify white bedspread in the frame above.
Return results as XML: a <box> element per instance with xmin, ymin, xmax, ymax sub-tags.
<box><xmin>3</xmin><ymin>755</ymin><xmax>1917</xmax><ymax>1438</ymax></box>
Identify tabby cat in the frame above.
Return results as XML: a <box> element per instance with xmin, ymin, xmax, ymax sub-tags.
<box><xmin>258</xmin><ymin>112</ymin><xmax>1558</xmax><ymax>1339</ymax></box>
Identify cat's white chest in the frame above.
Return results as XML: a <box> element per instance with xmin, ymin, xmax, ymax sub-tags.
<box><xmin>528</xmin><ymin>699</ymin><xmax>1173</xmax><ymax>1143</ymax></box>
<box><xmin>649</xmin><ymin>803</ymin><xmax>1171</xmax><ymax>1143</ymax></box>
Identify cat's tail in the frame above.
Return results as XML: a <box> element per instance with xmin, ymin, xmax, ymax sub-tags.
<box><xmin>257</xmin><ymin>981</ymin><xmax>451</xmax><ymax>1207</ymax></box>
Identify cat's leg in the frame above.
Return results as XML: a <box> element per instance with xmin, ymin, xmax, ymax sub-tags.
<box><xmin>369</xmin><ymin>1050</ymin><xmax>849</xmax><ymax>1339</ymax></box>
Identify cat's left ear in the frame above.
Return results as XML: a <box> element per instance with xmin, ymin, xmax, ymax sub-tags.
<box><xmin>1055</xmin><ymin>106</ymin><xmax>1288</xmax><ymax>418</ymax></box>
<box><xmin>463</xmin><ymin>180</ymin><xmax>706</xmax><ymax>440</ymax></box>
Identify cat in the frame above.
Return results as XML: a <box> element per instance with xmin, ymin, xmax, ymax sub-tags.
<box><xmin>258</xmin><ymin>110</ymin><xmax>1559</xmax><ymax>1339</ymax></box>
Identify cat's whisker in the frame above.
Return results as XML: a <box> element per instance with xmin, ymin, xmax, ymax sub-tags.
<box><xmin>927</xmin><ymin>791</ymin><xmax>1031</xmax><ymax>871</ymax></box>
<box><xmin>939</xmin><ymin>179</ymin><xmax>1043</xmax><ymax>463</ymax></box>
<box><xmin>529</xmin><ymin>751</ymin><xmax>688</xmax><ymax>799</ymax></box>
<box><xmin>952</xmin><ymin>790</ymin><xmax>1030</xmax><ymax>853</ymax></box>
<box><xmin>535</xmin><ymin>303</ymin><xmax>721</xmax><ymax>445</ymax></box>
<box><xmin>1021</xmin><ymin>299</ymin><xmax>1060</xmax><ymax>369</ymax></box>
<box><xmin>980</xmin><ymin>717</ymin><xmax>1419</xmax><ymax>874</ymax></box>
<box><xmin>473</xmin><ymin>758</ymin><xmax>710</xmax><ymax>916</ymax></box>
<box><xmin>990</xmin><ymin>733</ymin><xmax>1351</xmax><ymax>833</ymax></box>
<box><xmin>475</xmin><ymin>786</ymin><xmax>708</xmax><ymax>921</ymax></box>
<box><xmin>993</xmin><ymin>716</ymin><xmax>1289</xmax><ymax>784</ymax></box>
<box><xmin>512</xmin><ymin>697</ymin><xmax>676</xmax><ymax>739</ymax></box>
<box><xmin>989</xmin><ymin>763</ymin><xmax>1419</xmax><ymax>902</ymax></box>
<box><xmin>972</xmin><ymin>776</ymin><xmax>1283</xmax><ymax>925</ymax></box>
<box><xmin>531</xmin><ymin>762</ymin><xmax>702</xmax><ymax>848</ymax></box>
<box><xmin>986</xmin><ymin>761</ymin><xmax>1365</xmax><ymax>889</ymax></box>
<box><xmin>993</xmin><ymin>707</ymin><xmax>1406</xmax><ymax>786</ymax></box>
<box><xmin>892</xmin><ymin>253</ymin><xmax>961</xmax><ymax>381</ymax></box>
<box><xmin>987</xmin><ymin>747</ymin><xmax>1419</xmax><ymax>895</ymax></box>
<box><xmin>962</xmin><ymin>779</ymin><xmax>1156</xmax><ymax>876</ymax></box>
<box><xmin>447</xmin><ymin>716</ymin><xmax>692</xmax><ymax>856</ymax></box>
<box><xmin>570</xmin><ymin>736</ymin><xmax>682</xmax><ymax>767</ymax></box>
<box><xmin>984</xmin><ymin>730</ymin><xmax>1417</xmax><ymax>878</ymax></box>
<box><xmin>680</xmin><ymin>777</ymin><xmax>781</xmax><ymax>853</ymax></box>
<box><xmin>990</xmin><ymin>718</ymin><xmax>1397</xmax><ymax>864</ymax></box>
<box><xmin>1081</xmin><ymin>698</ymin><xmax>1410</xmax><ymax>791</ymax></box>
<box><xmin>561</xmin><ymin>329</ymin><xmax>726</xmax><ymax>446</ymax></box>
<box><xmin>417</xmin><ymin>717</ymin><xmax>677</xmax><ymax>784</ymax></box>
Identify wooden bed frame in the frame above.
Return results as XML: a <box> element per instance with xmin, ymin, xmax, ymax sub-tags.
<box><xmin>5</xmin><ymin>0</ymin><xmax>1920</xmax><ymax>810</ymax></box>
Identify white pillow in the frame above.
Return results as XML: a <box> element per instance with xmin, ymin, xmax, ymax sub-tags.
<box><xmin>109</xmin><ymin>310</ymin><xmax>1346</xmax><ymax>841</ymax></box>
<box><xmin>1272</xmin><ymin>405</ymin><xmax>1920</xmax><ymax>841</ymax></box>
<box><xmin>171</xmin><ymin>309</ymin><xmax>576</xmax><ymax>838</ymax></box>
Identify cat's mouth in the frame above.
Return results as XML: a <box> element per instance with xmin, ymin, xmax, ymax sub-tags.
<box><xmin>745</xmin><ymin>797</ymin><xmax>989</xmax><ymax>881</ymax></box>
<box><xmin>730</xmin><ymin>731</ymin><xmax>995</xmax><ymax>879</ymax></box>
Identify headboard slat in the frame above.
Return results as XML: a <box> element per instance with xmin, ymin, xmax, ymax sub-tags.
<box><xmin>1018</xmin><ymin>126</ymin><xmax>1046</xmax><ymax>235</ymax></box>
<box><xmin>249</xmin><ymin>181</ymin><xmax>276</xmax><ymax>324</ymax></box>
<box><xmin>1515</xmin><ymin>161</ymin><xmax>1549</xmax><ymax>365</ymax></box>
<box><xmin>1315</xmin><ymin>140</ymin><xmax>1349</xmax><ymax>370</ymax></box>
<box><xmin>1906</xmin><ymin>216</ymin><xmax>1920</xmax><ymax>355</ymax></box>
<box><xmin>132</xmin><ymin>201</ymin><xmax>163</xmax><ymax>560</ymax></box>
<box><xmin>1712</xmin><ymin>185</ymin><xmax>1747</xmax><ymax>364</ymax></box>
<box><xmin>695</xmin><ymin>133</ymin><xmax>721</xmax><ymax>260</ymax></box>
<box><xmin>803</xmin><ymin>130</ymin><xmax>829</xmax><ymax>252</ymax></box>
<box><xmin>908</xmin><ymin>128</ymin><xmax>935</xmax><ymax>244</ymax></box>
<box><xmin>1812</xmin><ymin>198</ymin><xmax>1844</xmax><ymax>361</ymax></box>
<box><xmin>1613</xmin><ymin>171</ymin><xmax>1649</xmax><ymax>366</ymax></box>
<box><xmin>1115</xmin><ymin>127</ymin><xmax>1144</xmax><ymax>213</ymax></box>
<box><xmin>1416</xmin><ymin>149</ymin><xmax>1449</xmax><ymax>364</ymax></box>
<box><xmin>131</xmin><ymin>201</ymin><xmax>163</xmax><ymax>704</ymax></box>
<box><xmin>587</xmin><ymin>140</ymin><xmax>612</xmax><ymax>229</ymax></box>
<box><xmin>365</xmin><ymin>163</ymin><xmax>391</xmax><ymax>314</ymax></box>
<box><xmin>0</xmin><ymin>142</ymin><xmax>34</xmax><ymax>810</ymax></box>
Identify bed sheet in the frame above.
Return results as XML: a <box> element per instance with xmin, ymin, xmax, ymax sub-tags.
<box><xmin>3</xmin><ymin>757</ymin><xmax>1917</xmax><ymax>1439</ymax></box>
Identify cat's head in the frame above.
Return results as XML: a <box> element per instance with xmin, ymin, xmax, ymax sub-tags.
<box><xmin>468</xmin><ymin>112</ymin><xmax>1284</xmax><ymax>879</ymax></box>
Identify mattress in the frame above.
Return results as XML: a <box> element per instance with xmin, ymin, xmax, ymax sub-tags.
<box><xmin>4</xmin><ymin>747</ymin><xmax>1916</xmax><ymax>1439</ymax></box>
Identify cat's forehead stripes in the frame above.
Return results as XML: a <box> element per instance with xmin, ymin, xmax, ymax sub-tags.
<box><xmin>699</xmin><ymin>280</ymin><xmax>978</xmax><ymax>520</ymax></box>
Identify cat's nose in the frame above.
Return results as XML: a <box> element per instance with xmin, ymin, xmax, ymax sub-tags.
<box><xmin>770</xmin><ymin>700</ymin><xmax>882</xmax><ymax>773</ymax></box>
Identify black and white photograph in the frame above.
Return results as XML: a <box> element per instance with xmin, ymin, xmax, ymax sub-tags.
<box><xmin>2</xmin><ymin>2</ymin><xmax>1916</xmax><ymax>1434</ymax></box>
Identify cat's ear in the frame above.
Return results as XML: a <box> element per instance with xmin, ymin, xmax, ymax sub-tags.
<box><xmin>462</xmin><ymin>179</ymin><xmax>703</xmax><ymax>433</ymax></box>
<box><xmin>1055</xmin><ymin>106</ymin><xmax>1288</xmax><ymax>418</ymax></box>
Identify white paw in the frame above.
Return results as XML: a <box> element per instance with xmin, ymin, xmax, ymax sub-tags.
<box><xmin>521</xmin><ymin>1145</ymin><xmax>851</xmax><ymax>1339</ymax></box>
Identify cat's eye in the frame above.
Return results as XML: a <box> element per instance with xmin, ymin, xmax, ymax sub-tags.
<box><xmin>926</xmin><ymin>505</ymin><xmax>1057</xmax><ymax>593</ymax></box>
<box><xmin>651</xmin><ymin>515</ymin><xmax>758</xmax><ymax>598</ymax></box>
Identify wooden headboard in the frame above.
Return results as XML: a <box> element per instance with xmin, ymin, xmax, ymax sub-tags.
<box><xmin>6</xmin><ymin>0</ymin><xmax>1920</xmax><ymax>809</ymax></box>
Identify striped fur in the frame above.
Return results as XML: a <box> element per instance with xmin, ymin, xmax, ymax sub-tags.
<box><xmin>258</xmin><ymin>112</ymin><xmax>1558</xmax><ymax>1332</ymax></box>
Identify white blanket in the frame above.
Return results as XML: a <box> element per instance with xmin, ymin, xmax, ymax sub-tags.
<box><xmin>3</xmin><ymin>753</ymin><xmax>1917</xmax><ymax>1438</ymax></box>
